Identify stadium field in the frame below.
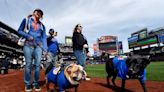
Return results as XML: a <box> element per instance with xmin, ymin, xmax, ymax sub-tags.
<box><xmin>86</xmin><ymin>61</ymin><xmax>164</xmax><ymax>81</ymax></box>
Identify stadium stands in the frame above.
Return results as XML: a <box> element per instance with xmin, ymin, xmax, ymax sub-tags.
<box><xmin>128</xmin><ymin>28</ymin><xmax>164</xmax><ymax>61</ymax></box>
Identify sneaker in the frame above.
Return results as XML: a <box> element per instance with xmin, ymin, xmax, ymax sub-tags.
<box><xmin>85</xmin><ymin>77</ymin><xmax>91</xmax><ymax>81</ymax></box>
<box><xmin>25</xmin><ymin>85</ymin><xmax>32</xmax><ymax>92</ymax></box>
<box><xmin>33</xmin><ymin>84</ymin><xmax>41</xmax><ymax>91</ymax></box>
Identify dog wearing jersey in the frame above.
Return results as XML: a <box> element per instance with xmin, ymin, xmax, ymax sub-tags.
<box><xmin>102</xmin><ymin>52</ymin><xmax>150</xmax><ymax>92</ymax></box>
<box><xmin>45</xmin><ymin>63</ymin><xmax>87</xmax><ymax>92</ymax></box>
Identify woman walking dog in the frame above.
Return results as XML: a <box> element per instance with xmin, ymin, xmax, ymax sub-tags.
<box><xmin>18</xmin><ymin>9</ymin><xmax>47</xmax><ymax>92</ymax></box>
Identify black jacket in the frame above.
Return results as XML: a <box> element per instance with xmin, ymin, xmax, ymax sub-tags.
<box><xmin>72</xmin><ymin>32</ymin><xmax>89</xmax><ymax>53</ymax></box>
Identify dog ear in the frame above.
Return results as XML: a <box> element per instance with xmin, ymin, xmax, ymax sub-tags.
<box><xmin>82</xmin><ymin>70</ymin><xmax>87</xmax><ymax>77</ymax></box>
<box><xmin>64</xmin><ymin>64</ymin><xmax>80</xmax><ymax>85</ymax></box>
<box><xmin>77</xmin><ymin>65</ymin><xmax>87</xmax><ymax>76</ymax></box>
<box><xmin>77</xmin><ymin>65</ymin><xmax>87</xmax><ymax>79</ymax></box>
<box><xmin>65</xmin><ymin>64</ymin><xmax>74</xmax><ymax>75</ymax></box>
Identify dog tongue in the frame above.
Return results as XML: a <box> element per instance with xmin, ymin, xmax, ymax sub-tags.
<box><xmin>67</xmin><ymin>71</ymin><xmax>71</xmax><ymax>75</ymax></box>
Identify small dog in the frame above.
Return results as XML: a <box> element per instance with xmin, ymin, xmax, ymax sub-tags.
<box><xmin>102</xmin><ymin>52</ymin><xmax>150</xmax><ymax>92</ymax></box>
<box><xmin>45</xmin><ymin>63</ymin><xmax>87</xmax><ymax>92</ymax></box>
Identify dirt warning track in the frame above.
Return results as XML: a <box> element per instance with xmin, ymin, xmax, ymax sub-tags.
<box><xmin>0</xmin><ymin>70</ymin><xmax>163</xmax><ymax>92</ymax></box>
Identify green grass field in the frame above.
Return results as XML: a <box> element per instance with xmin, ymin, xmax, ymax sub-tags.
<box><xmin>85</xmin><ymin>62</ymin><xmax>164</xmax><ymax>81</ymax></box>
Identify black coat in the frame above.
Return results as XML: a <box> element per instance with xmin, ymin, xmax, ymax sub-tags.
<box><xmin>72</xmin><ymin>32</ymin><xmax>89</xmax><ymax>53</ymax></box>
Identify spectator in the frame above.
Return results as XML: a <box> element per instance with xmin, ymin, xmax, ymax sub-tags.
<box><xmin>44</xmin><ymin>29</ymin><xmax>61</xmax><ymax>74</ymax></box>
<box><xmin>47</xmin><ymin>29</ymin><xmax>61</xmax><ymax>64</ymax></box>
<box><xmin>72</xmin><ymin>24</ymin><xmax>90</xmax><ymax>80</ymax></box>
<box><xmin>18</xmin><ymin>9</ymin><xmax>47</xmax><ymax>92</ymax></box>
<box><xmin>12</xmin><ymin>58</ymin><xmax>17</xmax><ymax>69</ymax></box>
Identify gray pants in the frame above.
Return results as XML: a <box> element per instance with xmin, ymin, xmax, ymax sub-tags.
<box><xmin>46</xmin><ymin>52</ymin><xmax>58</xmax><ymax>64</ymax></box>
<box><xmin>44</xmin><ymin>52</ymin><xmax>58</xmax><ymax>74</ymax></box>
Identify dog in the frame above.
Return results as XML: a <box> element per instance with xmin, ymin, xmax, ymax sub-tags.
<box><xmin>102</xmin><ymin>52</ymin><xmax>150</xmax><ymax>92</ymax></box>
<box><xmin>44</xmin><ymin>62</ymin><xmax>87</xmax><ymax>92</ymax></box>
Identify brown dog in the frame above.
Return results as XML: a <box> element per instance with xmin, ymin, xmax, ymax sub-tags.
<box><xmin>45</xmin><ymin>63</ymin><xmax>87</xmax><ymax>92</ymax></box>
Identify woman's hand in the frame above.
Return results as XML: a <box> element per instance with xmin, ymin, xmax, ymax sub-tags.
<box><xmin>28</xmin><ymin>36</ymin><xmax>34</xmax><ymax>40</ymax></box>
<box><xmin>87</xmin><ymin>52</ymin><xmax>91</xmax><ymax>57</ymax></box>
<box><xmin>43</xmin><ymin>51</ymin><xmax>48</xmax><ymax>57</ymax></box>
<box><xmin>83</xmin><ymin>44</ymin><xmax>88</xmax><ymax>48</ymax></box>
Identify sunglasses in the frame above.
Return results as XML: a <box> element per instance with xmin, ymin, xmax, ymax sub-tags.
<box><xmin>77</xmin><ymin>25</ymin><xmax>82</xmax><ymax>28</ymax></box>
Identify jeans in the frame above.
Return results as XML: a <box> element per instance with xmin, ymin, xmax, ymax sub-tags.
<box><xmin>23</xmin><ymin>46</ymin><xmax>42</xmax><ymax>86</ymax></box>
<box><xmin>73</xmin><ymin>50</ymin><xmax>86</xmax><ymax>68</ymax></box>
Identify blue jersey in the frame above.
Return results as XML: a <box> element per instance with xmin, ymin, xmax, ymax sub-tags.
<box><xmin>47</xmin><ymin>67</ymin><xmax>73</xmax><ymax>91</ymax></box>
<box><xmin>112</xmin><ymin>57</ymin><xmax>146</xmax><ymax>83</ymax></box>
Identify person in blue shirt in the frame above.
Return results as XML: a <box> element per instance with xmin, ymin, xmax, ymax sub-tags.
<box><xmin>18</xmin><ymin>9</ymin><xmax>47</xmax><ymax>92</ymax></box>
<box><xmin>47</xmin><ymin>29</ymin><xmax>61</xmax><ymax>65</ymax></box>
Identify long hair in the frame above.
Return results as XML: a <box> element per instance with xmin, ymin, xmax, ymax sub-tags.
<box><xmin>27</xmin><ymin>14</ymin><xmax>32</xmax><ymax>18</ymax></box>
<box><xmin>73</xmin><ymin>24</ymin><xmax>81</xmax><ymax>34</ymax></box>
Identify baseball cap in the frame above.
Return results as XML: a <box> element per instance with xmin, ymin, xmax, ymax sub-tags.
<box><xmin>49</xmin><ymin>28</ymin><xmax>55</xmax><ymax>33</ymax></box>
<box><xmin>33</xmin><ymin>9</ymin><xmax>43</xmax><ymax>16</ymax></box>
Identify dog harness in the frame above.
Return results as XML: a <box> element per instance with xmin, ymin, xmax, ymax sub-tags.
<box><xmin>47</xmin><ymin>67</ymin><xmax>74</xmax><ymax>91</ymax></box>
<box><xmin>112</xmin><ymin>57</ymin><xmax>146</xmax><ymax>83</ymax></box>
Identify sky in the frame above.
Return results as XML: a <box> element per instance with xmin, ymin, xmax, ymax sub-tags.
<box><xmin>0</xmin><ymin>0</ymin><xmax>164</xmax><ymax>53</ymax></box>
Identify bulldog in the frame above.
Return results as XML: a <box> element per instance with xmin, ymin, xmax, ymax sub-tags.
<box><xmin>45</xmin><ymin>63</ymin><xmax>87</xmax><ymax>92</ymax></box>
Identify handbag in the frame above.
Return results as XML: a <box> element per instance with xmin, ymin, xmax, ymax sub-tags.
<box><xmin>17</xmin><ymin>17</ymin><xmax>30</xmax><ymax>46</ymax></box>
<box><xmin>17</xmin><ymin>37</ymin><xmax>26</xmax><ymax>46</ymax></box>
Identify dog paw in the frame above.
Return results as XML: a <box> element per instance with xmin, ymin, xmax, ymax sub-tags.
<box><xmin>126</xmin><ymin>75</ymin><xmax>130</xmax><ymax>79</ymax></box>
<box><xmin>85</xmin><ymin>77</ymin><xmax>91</xmax><ymax>81</ymax></box>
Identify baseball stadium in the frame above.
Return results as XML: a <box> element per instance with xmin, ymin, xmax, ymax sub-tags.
<box><xmin>1</xmin><ymin>1</ymin><xmax>164</xmax><ymax>92</ymax></box>
<box><xmin>0</xmin><ymin>20</ymin><xmax>164</xmax><ymax>92</ymax></box>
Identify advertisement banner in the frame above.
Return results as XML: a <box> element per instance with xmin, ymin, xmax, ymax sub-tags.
<box><xmin>139</xmin><ymin>30</ymin><xmax>147</xmax><ymax>40</ymax></box>
<box><xmin>99</xmin><ymin>49</ymin><xmax>118</xmax><ymax>55</ymax></box>
<box><xmin>128</xmin><ymin>36</ymin><xmax>138</xmax><ymax>43</ymax></box>
<box><xmin>137</xmin><ymin>36</ymin><xmax>157</xmax><ymax>46</ymax></box>
<box><xmin>65</xmin><ymin>36</ymin><xmax>72</xmax><ymax>45</ymax></box>
<box><xmin>98</xmin><ymin>36</ymin><xmax>117</xmax><ymax>43</ymax></box>
<box><xmin>128</xmin><ymin>36</ymin><xmax>158</xmax><ymax>48</ymax></box>
<box><xmin>93</xmin><ymin>43</ymin><xmax>98</xmax><ymax>52</ymax></box>
<box><xmin>119</xmin><ymin>41</ymin><xmax>123</xmax><ymax>50</ymax></box>
<box><xmin>99</xmin><ymin>42</ymin><xmax>117</xmax><ymax>50</ymax></box>
<box><xmin>158</xmin><ymin>33</ymin><xmax>164</xmax><ymax>43</ymax></box>
<box><xmin>128</xmin><ymin>42</ymin><xmax>138</xmax><ymax>49</ymax></box>
<box><xmin>131</xmin><ymin>28</ymin><xmax>147</xmax><ymax>37</ymax></box>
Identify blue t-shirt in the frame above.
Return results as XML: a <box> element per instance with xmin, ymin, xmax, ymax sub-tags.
<box><xmin>47</xmin><ymin>37</ymin><xmax>59</xmax><ymax>54</ymax></box>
